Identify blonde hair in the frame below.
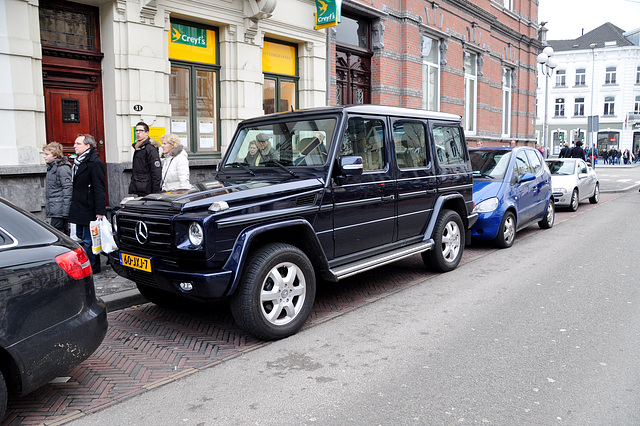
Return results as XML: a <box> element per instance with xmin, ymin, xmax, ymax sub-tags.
<box><xmin>43</xmin><ymin>141</ymin><xmax>64</xmax><ymax>158</ymax></box>
<box><xmin>161</xmin><ymin>133</ymin><xmax>182</xmax><ymax>148</ymax></box>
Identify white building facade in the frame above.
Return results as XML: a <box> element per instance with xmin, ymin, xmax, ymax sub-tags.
<box><xmin>0</xmin><ymin>0</ymin><xmax>327</xmax><ymax>212</ymax></box>
<box><xmin>536</xmin><ymin>24</ymin><xmax>640</xmax><ymax>157</ymax></box>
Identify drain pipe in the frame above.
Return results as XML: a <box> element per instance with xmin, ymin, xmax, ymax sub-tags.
<box><xmin>326</xmin><ymin>28</ymin><xmax>331</xmax><ymax>106</ymax></box>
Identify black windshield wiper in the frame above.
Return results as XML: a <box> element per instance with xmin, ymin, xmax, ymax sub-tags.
<box><xmin>263</xmin><ymin>160</ymin><xmax>298</xmax><ymax>178</ymax></box>
<box><xmin>226</xmin><ymin>162</ymin><xmax>255</xmax><ymax>176</ymax></box>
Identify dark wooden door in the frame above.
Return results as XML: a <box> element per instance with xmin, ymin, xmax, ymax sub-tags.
<box><xmin>336</xmin><ymin>48</ymin><xmax>371</xmax><ymax>105</ymax></box>
<box><xmin>43</xmin><ymin>83</ymin><xmax>105</xmax><ymax>164</ymax></box>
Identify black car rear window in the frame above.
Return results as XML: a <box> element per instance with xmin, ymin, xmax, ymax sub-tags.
<box><xmin>0</xmin><ymin>200</ymin><xmax>58</xmax><ymax>249</ymax></box>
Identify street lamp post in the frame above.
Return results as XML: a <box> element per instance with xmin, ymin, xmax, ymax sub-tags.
<box><xmin>589</xmin><ymin>43</ymin><xmax>597</xmax><ymax>168</ymax></box>
<box><xmin>537</xmin><ymin>46</ymin><xmax>557</xmax><ymax>158</ymax></box>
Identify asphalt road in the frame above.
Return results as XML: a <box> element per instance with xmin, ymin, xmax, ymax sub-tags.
<box><xmin>69</xmin><ymin>188</ymin><xmax>640</xmax><ymax>424</ymax></box>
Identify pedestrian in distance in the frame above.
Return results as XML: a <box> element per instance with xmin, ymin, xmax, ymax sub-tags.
<box><xmin>160</xmin><ymin>133</ymin><xmax>191</xmax><ymax>191</ymax></box>
<box><xmin>68</xmin><ymin>134</ymin><xmax>106</xmax><ymax>273</ymax></box>
<box><xmin>43</xmin><ymin>141</ymin><xmax>72</xmax><ymax>234</ymax></box>
<box><xmin>129</xmin><ymin>122</ymin><xmax>162</xmax><ymax>197</ymax></box>
<box><xmin>570</xmin><ymin>140</ymin><xmax>586</xmax><ymax>161</ymax></box>
<box><xmin>559</xmin><ymin>142</ymin><xmax>570</xmax><ymax>158</ymax></box>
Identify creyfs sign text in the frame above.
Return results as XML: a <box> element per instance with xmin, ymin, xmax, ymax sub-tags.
<box><xmin>171</xmin><ymin>23</ymin><xmax>207</xmax><ymax>48</ymax></box>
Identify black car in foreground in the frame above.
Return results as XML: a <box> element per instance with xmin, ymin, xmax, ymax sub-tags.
<box><xmin>110</xmin><ymin>105</ymin><xmax>477</xmax><ymax>340</ymax></box>
<box><xmin>0</xmin><ymin>197</ymin><xmax>108</xmax><ymax>420</ymax></box>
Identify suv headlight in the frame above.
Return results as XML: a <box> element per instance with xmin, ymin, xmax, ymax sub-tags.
<box><xmin>188</xmin><ymin>222</ymin><xmax>204</xmax><ymax>247</ymax></box>
<box><xmin>473</xmin><ymin>197</ymin><xmax>499</xmax><ymax>213</ymax></box>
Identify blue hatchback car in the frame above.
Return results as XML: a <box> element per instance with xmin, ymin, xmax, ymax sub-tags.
<box><xmin>469</xmin><ymin>146</ymin><xmax>555</xmax><ymax>248</ymax></box>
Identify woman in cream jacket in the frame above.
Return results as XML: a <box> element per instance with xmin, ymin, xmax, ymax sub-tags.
<box><xmin>160</xmin><ymin>134</ymin><xmax>191</xmax><ymax>191</ymax></box>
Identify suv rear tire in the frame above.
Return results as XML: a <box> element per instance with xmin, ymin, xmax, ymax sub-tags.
<box><xmin>422</xmin><ymin>209</ymin><xmax>464</xmax><ymax>272</ymax></box>
<box><xmin>0</xmin><ymin>370</ymin><xmax>7</xmax><ymax>421</ymax></box>
<box><xmin>231</xmin><ymin>243</ymin><xmax>316</xmax><ymax>340</ymax></box>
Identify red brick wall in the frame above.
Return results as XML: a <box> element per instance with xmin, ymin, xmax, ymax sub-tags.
<box><xmin>330</xmin><ymin>0</ymin><xmax>540</xmax><ymax>146</ymax></box>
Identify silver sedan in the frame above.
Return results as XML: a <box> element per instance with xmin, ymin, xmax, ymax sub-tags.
<box><xmin>545</xmin><ymin>158</ymin><xmax>599</xmax><ymax>211</ymax></box>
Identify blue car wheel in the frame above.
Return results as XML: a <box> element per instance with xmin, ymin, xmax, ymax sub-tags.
<box><xmin>496</xmin><ymin>211</ymin><xmax>516</xmax><ymax>249</ymax></box>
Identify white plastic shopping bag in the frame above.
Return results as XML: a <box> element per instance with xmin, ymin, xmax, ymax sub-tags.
<box><xmin>99</xmin><ymin>217</ymin><xmax>118</xmax><ymax>254</ymax></box>
<box><xmin>89</xmin><ymin>219</ymin><xmax>102</xmax><ymax>254</ymax></box>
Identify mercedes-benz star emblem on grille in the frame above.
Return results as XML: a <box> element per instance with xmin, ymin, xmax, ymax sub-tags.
<box><xmin>135</xmin><ymin>221</ymin><xmax>149</xmax><ymax>244</ymax></box>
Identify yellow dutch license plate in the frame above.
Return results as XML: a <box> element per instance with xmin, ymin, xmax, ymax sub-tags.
<box><xmin>120</xmin><ymin>252</ymin><xmax>152</xmax><ymax>272</ymax></box>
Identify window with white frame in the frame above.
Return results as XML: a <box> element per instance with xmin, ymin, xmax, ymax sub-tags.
<box><xmin>605</xmin><ymin>67</ymin><xmax>616</xmax><ymax>84</ymax></box>
<box><xmin>574</xmin><ymin>97</ymin><xmax>585</xmax><ymax>116</ymax></box>
<box><xmin>421</xmin><ymin>35</ymin><xmax>440</xmax><ymax>111</ymax></box>
<box><xmin>604</xmin><ymin>96</ymin><xmax>615</xmax><ymax>115</ymax></box>
<box><xmin>555</xmin><ymin>69</ymin><xmax>566</xmax><ymax>87</ymax></box>
<box><xmin>503</xmin><ymin>0</ymin><xmax>512</xmax><ymax>9</ymax></box>
<box><xmin>554</xmin><ymin>98</ymin><xmax>565</xmax><ymax>117</ymax></box>
<box><xmin>636</xmin><ymin>66</ymin><xmax>640</xmax><ymax>84</ymax></box>
<box><xmin>575</xmin><ymin>68</ymin><xmax>586</xmax><ymax>86</ymax></box>
<box><xmin>634</xmin><ymin>95</ymin><xmax>640</xmax><ymax>114</ymax></box>
<box><xmin>502</xmin><ymin>67</ymin><xmax>512</xmax><ymax>135</ymax></box>
<box><xmin>464</xmin><ymin>51</ymin><xmax>477</xmax><ymax>133</ymax></box>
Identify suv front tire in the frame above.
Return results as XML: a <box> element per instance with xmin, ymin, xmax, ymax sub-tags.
<box><xmin>231</xmin><ymin>243</ymin><xmax>316</xmax><ymax>340</ymax></box>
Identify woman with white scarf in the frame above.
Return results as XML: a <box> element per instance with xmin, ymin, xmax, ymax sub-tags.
<box><xmin>160</xmin><ymin>134</ymin><xmax>191</xmax><ymax>191</ymax></box>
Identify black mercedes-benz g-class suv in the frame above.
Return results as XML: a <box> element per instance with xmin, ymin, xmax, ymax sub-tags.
<box><xmin>110</xmin><ymin>105</ymin><xmax>477</xmax><ymax>340</ymax></box>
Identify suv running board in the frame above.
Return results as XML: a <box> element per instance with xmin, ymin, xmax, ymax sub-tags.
<box><xmin>330</xmin><ymin>240</ymin><xmax>435</xmax><ymax>280</ymax></box>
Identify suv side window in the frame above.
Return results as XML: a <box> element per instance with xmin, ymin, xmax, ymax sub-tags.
<box><xmin>342</xmin><ymin>117</ymin><xmax>386</xmax><ymax>171</ymax></box>
<box><xmin>393</xmin><ymin>121</ymin><xmax>428</xmax><ymax>168</ymax></box>
<box><xmin>432</xmin><ymin>125</ymin><xmax>465</xmax><ymax>165</ymax></box>
<box><xmin>524</xmin><ymin>149</ymin><xmax>542</xmax><ymax>174</ymax></box>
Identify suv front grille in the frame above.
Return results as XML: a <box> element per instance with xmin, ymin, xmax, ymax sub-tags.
<box><xmin>118</xmin><ymin>213</ymin><xmax>173</xmax><ymax>257</ymax></box>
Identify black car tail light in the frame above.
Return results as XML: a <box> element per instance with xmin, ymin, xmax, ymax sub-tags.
<box><xmin>55</xmin><ymin>247</ymin><xmax>92</xmax><ymax>279</ymax></box>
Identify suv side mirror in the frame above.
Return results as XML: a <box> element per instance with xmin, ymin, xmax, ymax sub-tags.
<box><xmin>338</xmin><ymin>156</ymin><xmax>364</xmax><ymax>176</ymax></box>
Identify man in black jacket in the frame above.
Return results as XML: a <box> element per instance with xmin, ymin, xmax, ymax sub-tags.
<box><xmin>69</xmin><ymin>134</ymin><xmax>106</xmax><ymax>273</ymax></box>
<box><xmin>129</xmin><ymin>121</ymin><xmax>162</xmax><ymax>196</ymax></box>
<box><xmin>570</xmin><ymin>140</ymin><xmax>586</xmax><ymax>161</ymax></box>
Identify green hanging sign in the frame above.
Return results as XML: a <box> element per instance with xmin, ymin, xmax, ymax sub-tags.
<box><xmin>315</xmin><ymin>0</ymin><xmax>341</xmax><ymax>30</ymax></box>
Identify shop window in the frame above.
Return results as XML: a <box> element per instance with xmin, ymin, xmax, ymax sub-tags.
<box><xmin>502</xmin><ymin>68</ymin><xmax>512</xmax><ymax>136</ymax></box>
<box><xmin>168</xmin><ymin>21</ymin><xmax>220</xmax><ymax>155</ymax></box>
<box><xmin>604</xmin><ymin>96</ymin><xmax>615</xmax><ymax>116</ymax></box>
<box><xmin>575</xmin><ymin>68</ymin><xmax>586</xmax><ymax>86</ymax></box>
<box><xmin>263</xmin><ymin>40</ymin><xmax>298</xmax><ymax>114</ymax></box>
<box><xmin>39</xmin><ymin>0</ymin><xmax>99</xmax><ymax>52</ymax></box>
<box><xmin>554</xmin><ymin>98</ymin><xmax>565</xmax><ymax>117</ymax></box>
<box><xmin>574</xmin><ymin>97</ymin><xmax>585</xmax><ymax>116</ymax></box>
<box><xmin>605</xmin><ymin>67</ymin><xmax>616</xmax><ymax>84</ymax></box>
<box><xmin>421</xmin><ymin>36</ymin><xmax>440</xmax><ymax>111</ymax></box>
<box><xmin>464</xmin><ymin>52</ymin><xmax>478</xmax><ymax>134</ymax></box>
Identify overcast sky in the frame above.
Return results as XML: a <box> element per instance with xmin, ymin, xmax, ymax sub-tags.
<box><xmin>538</xmin><ymin>0</ymin><xmax>640</xmax><ymax>40</ymax></box>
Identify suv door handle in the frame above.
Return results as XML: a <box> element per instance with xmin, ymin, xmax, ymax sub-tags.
<box><xmin>426</xmin><ymin>189</ymin><xmax>437</xmax><ymax>194</ymax></box>
<box><xmin>381</xmin><ymin>195</ymin><xmax>395</xmax><ymax>203</ymax></box>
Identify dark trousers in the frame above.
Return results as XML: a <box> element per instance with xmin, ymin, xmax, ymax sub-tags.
<box><xmin>50</xmin><ymin>217</ymin><xmax>68</xmax><ymax>235</ymax></box>
<box><xmin>75</xmin><ymin>223</ymin><xmax>101</xmax><ymax>273</ymax></box>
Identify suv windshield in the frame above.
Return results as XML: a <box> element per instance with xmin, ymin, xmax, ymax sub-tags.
<box><xmin>470</xmin><ymin>149</ymin><xmax>512</xmax><ymax>180</ymax></box>
<box><xmin>223</xmin><ymin>117</ymin><xmax>337</xmax><ymax>169</ymax></box>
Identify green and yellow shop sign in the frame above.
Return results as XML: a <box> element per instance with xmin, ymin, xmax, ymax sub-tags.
<box><xmin>169</xmin><ymin>22</ymin><xmax>216</xmax><ymax>64</ymax></box>
<box><xmin>314</xmin><ymin>0</ymin><xmax>341</xmax><ymax>30</ymax></box>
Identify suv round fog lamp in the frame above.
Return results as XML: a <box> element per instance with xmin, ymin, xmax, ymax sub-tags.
<box><xmin>188</xmin><ymin>222</ymin><xmax>204</xmax><ymax>247</ymax></box>
<box><xmin>179</xmin><ymin>282</ymin><xmax>193</xmax><ymax>291</ymax></box>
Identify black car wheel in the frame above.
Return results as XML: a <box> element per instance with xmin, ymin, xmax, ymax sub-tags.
<box><xmin>422</xmin><ymin>209</ymin><xmax>464</xmax><ymax>272</ymax></box>
<box><xmin>0</xmin><ymin>370</ymin><xmax>7</xmax><ymax>421</ymax></box>
<box><xmin>589</xmin><ymin>183</ymin><xmax>599</xmax><ymax>204</ymax></box>
<box><xmin>495</xmin><ymin>211</ymin><xmax>516</xmax><ymax>249</ymax></box>
<box><xmin>569</xmin><ymin>188</ymin><xmax>579</xmax><ymax>212</ymax></box>
<box><xmin>230</xmin><ymin>243</ymin><xmax>316</xmax><ymax>340</ymax></box>
<box><xmin>538</xmin><ymin>200</ymin><xmax>555</xmax><ymax>229</ymax></box>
